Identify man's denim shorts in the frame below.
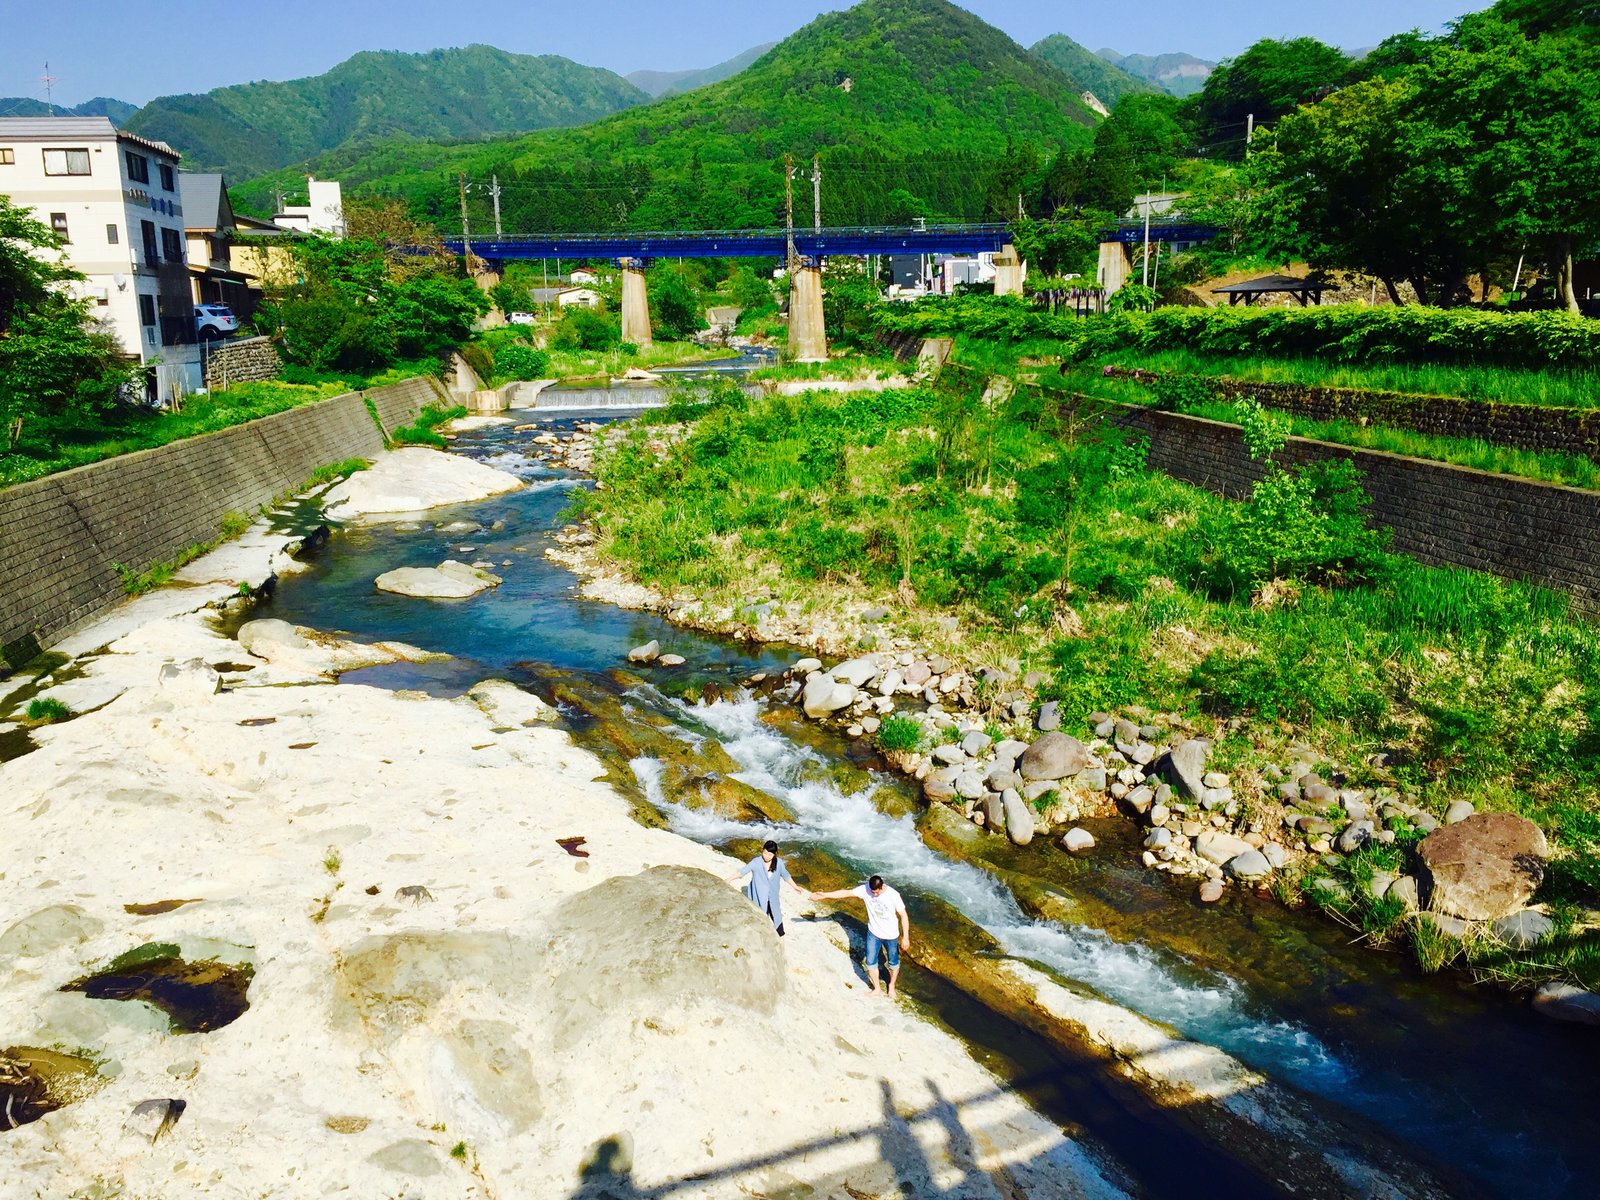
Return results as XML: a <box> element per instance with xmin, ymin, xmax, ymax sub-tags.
<box><xmin>865</xmin><ymin>930</ymin><xmax>900</xmax><ymax>969</ymax></box>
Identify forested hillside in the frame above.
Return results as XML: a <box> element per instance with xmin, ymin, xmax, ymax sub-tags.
<box><xmin>124</xmin><ymin>46</ymin><xmax>648</xmax><ymax>181</ymax></box>
<box><xmin>0</xmin><ymin>97</ymin><xmax>138</xmax><ymax>122</ymax></box>
<box><xmin>235</xmin><ymin>0</ymin><xmax>1099</xmax><ymax>231</ymax></box>
<box><xmin>1096</xmin><ymin>49</ymin><xmax>1215</xmax><ymax>98</ymax></box>
<box><xmin>1030</xmin><ymin>35</ymin><xmax>1158</xmax><ymax>107</ymax></box>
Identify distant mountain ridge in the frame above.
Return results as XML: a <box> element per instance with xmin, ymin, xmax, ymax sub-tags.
<box><xmin>1096</xmin><ymin>48</ymin><xmax>1215</xmax><ymax>98</ymax></box>
<box><xmin>122</xmin><ymin>45</ymin><xmax>648</xmax><ymax>180</ymax></box>
<box><xmin>627</xmin><ymin>44</ymin><xmax>777</xmax><ymax>98</ymax></box>
<box><xmin>236</xmin><ymin>0</ymin><xmax>1101</xmax><ymax>230</ymax></box>
<box><xmin>1030</xmin><ymin>34</ymin><xmax>1159</xmax><ymax>108</ymax></box>
<box><xmin>0</xmin><ymin>96</ymin><xmax>139</xmax><ymax>122</ymax></box>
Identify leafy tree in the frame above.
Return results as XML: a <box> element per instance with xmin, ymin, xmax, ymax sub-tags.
<box><xmin>1197</xmin><ymin>38</ymin><xmax>1355</xmax><ymax>149</ymax></box>
<box><xmin>1078</xmin><ymin>122</ymin><xmax>1137</xmax><ymax>215</ymax></box>
<box><xmin>1101</xmin><ymin>94</ymin><xmax>1190</xmax><ymax>182</ymax></box>
<box><xmin>1493</xmin><ymin>0</ymin><xmax>1600</xmax><ymax>39</ymax></box>
<box><xmin>0</xmin><ymin>196</ymin><xmax>73</xmax><ymax>333</ymax></box>
<box><xmin>1010</xmin><ymin>213</ymin><xmax>1109</xmax><ymax>277</ymax></box>
<box><xmin>884</xmin><ymin>189</ymin><xmax>930</xmax><ymax>224</ymax></box>
<box><xmin>646</xmin><ymin>263</ymin><xmax>706</xmax><ymax>340</ymax></box>
<box><xmin>550</xmin><ymin>306</ymin><xmax>619</xmax><ymax>351</ymax></box>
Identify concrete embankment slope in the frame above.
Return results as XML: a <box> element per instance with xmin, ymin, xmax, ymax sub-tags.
<box><xmin>0</xmin><ymin>376</ymin><xmax>448</xmax><ymax>670</ymax></box>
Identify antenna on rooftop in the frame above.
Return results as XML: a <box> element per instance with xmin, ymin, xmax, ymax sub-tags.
<box><xmin>41</xmin><ymin>62</ymin><xmax>57</xmax><ymax>112</ymax></box>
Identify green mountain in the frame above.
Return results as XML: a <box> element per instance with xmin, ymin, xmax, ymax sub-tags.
<box><xmin>626</xmin><ymin>44</ymin><xmax>777</xmax><ymax>98</ymax></box>
<box><xmin>238</xmin><ymin>0</ymin><xmax>1100</xmax><ymax>232</ymax></box>
<box><xmin>1030</xmin><ymin>34</ymin><xmax>1158</xmax><ymax>109</ymax></box>
<box><xmin>1096</xmin><ymin>48</ymin><xmax>1215</xmax><ymax>98</ymax></box>
<box><xmin>0</xmin><ymin>96</ymin><xmax>139</xmax><ymax>122</ymax></box>
<box><xmin>123</xmin><ymin>45</ymin><xmax>648</xmax><ymax>181</ymax></box>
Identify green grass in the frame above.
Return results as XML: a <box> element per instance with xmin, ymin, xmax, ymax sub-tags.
<box><xmin>1085</xmin><ymin>347</ymin><xmax>1600</xmax><ymax>412</ymax></box>
<box><xmin>0</xmin><ymin>363</ymin><xmax>432</xmax><ymax>490</ymax></box>
<box><xmin>304</xmin><ymin>458</ymin><xmax>370</xmax><ymax>489</ymax></box>
<box><xmin>24</xmin><ymin>697</ymin><xmax>72</xmax><ymax>724</ymax></box>
<box><xmin>581</xmin><ymin>379</ymin><xmax>1600</xmax><ymax>924</ymax></box>
<box><xmin>876</xmin><ymin>714</ymin><xmax>927</xmax><ymax>753</ymax></box>
<box><xmin>750</xmin><ymin>351</ymin><xmax>907</xmax><ymax>383</ymax></box>
<box><xmin>542</xmin><ymin>341</ymin><xmax>736</xmax><ymax>381</ymax></box>
<box><xmin>392</xmin><ymin>404</ymin><xmax>469</xmax><ymax>448</ymax></box>
<box><xmin>1059</xmin><ymin>364</ymin><xmax>1600</xmax><ymax>492</ymax></box>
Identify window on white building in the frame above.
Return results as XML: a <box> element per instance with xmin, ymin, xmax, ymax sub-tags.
<box><xmin>50</xmin><ymin>212</ymin><xmax>69</xmax><ymax>241</ymax></box>
<box><xmin>161</xmin><ymin>227</ymin><xmax>182</xmax><ymax>261</ymax></box>
<box><xmin>125</xmin><ymin>151</ymin><xmax>150</xmax><ymax>183</ymax></box>
<box><xmin>106</xmin><ymin>224</ymin><xmax>119</xmax><ymax>244</ymax></box>
<box><xmin>141</xmin><ymin>220</ymin><xmax>158</xmax><ymax>265</ymax></box>
<box><xmin>43</xmin><ymin>148</ymin><xmax>91</xmax><ymax>176</ymax></box>
<box><xmin>0</xmin><ymin>148</ymin><xmax>14</xmax><ymax>165</ymax></box>
<box><xmin>158</xmin><ymin>162</ymin><xmax>175</xmax><ymax>191</ymax></box>
<box><xmin>138</xmin><ymin>294</ymin><xmax>156</xmax><ymax>327</ymax></box>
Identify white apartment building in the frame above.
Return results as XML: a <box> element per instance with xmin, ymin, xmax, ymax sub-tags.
<box><xmin>0</xmin><ymin>116</ymin><xmax>202</xmax><ymax>402</ymax></box>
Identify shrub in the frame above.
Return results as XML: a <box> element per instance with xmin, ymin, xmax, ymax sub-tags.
<box><xmin>392</xmin><ymin>403</ymin><xmax>467</xmax><ymax>448</ymax></box>
<box><xmin>25</xmin><ymin>697</ymin><xmax>72</xmax><ymax>723</ymax></box>
<box><xmin>550</xmin><ymin>307</ymin><xmax>619</xmax><ymax>352</ymax></box>
<box><xmin>495</xmin><ymin>345</ymin><xmax>550</xmax><ymax>381</ymax></box>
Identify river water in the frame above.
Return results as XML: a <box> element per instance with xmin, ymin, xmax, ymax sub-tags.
<box><xmin>264</xmin><ymin>409</ymin><xmax>1600</xmax><ymax>1199</ymax></box>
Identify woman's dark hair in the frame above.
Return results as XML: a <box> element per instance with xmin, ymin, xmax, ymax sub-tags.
<box><xmin>763</xmin><ymin>839</ymin><xmax>780</xmax><ymax>873</ymax></box>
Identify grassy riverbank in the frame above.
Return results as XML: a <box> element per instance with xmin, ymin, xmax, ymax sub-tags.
<box><xmin>577</xmin><ymin>380</ymin><xmax>1600</xmax><ymax>981</ymax></box>
<box><xmin>0</xmin><ymin>363</ymin><xmax>428</xmax><ymax>489</ymax></box>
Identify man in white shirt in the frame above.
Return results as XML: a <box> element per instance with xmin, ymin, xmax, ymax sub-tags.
<box><xmin>812</xmin><ymin>874</ymin><xmax>911</xmax><ymax>998</ymax></box>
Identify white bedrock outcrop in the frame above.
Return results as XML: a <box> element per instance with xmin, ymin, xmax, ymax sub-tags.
<box><xmin>323</xmin><ymin>446</ymin><xmax>522</xmax><ymax>520</ymax></box>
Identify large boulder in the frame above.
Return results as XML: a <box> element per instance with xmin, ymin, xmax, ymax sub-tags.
<box><xmin>375</xmin><ymin>560</ymin><xmax>502</xmax><ymax>599</ymax></box>
<box><xmin>1153</xmin><ymin>738</ymin><xmax>1208</xmax><ymax>804</ymax></box>
<box><xmin>830</xmin><ymin>657</ymin><xmax>881</xmax><ymax>688</ymax></box>
<box><xmin>323</xmin><ymin>447</ymin><xmax>521</xmax><ymax>518</ymax></box>
<box><xmin>802</xmin><ymin>675</ymin><xmax>857</xmax><ymax>718</ymax></box>
<box><xmin>1532</xmin><ymin>983</ymin><xmax>1600</xmax><ymax>1027</ymax></box>
<box><xmin>1018</xmin><ymin>733</ymin><xmax>1088</xmax><ymax>781</ymax></box>
<box><xmin>465</xmin><ymin>679</ymin><xmax>556</xmax><ymax>727</ymax></box>
<box><xmin>236</xmin><ymin>618</ymin><xmax>311</xmax><ymax>662</ymax></box>
<box><xmin>1416</xmin><ymin>812</ymin><xmax>1547</xmax><ymax>921</ymax></box>
<box><xmin>542</xmin><ymin>866</ymin><xmax>785</xmax><ymax>1048</ymax></box>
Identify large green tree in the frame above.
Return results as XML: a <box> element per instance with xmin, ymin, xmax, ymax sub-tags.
<box><xmin>1196</xmin><ymin>37</ymin><xmax>1355</xmax><ymax>150</ymax></box>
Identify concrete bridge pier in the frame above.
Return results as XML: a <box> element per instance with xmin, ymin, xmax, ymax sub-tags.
<box><xmin>1097</xmin><ymin>241</ymin><xmax>1133</xmax><ymax>296</ymax></box>
<box><xmin>993</xmin><ymin>243</ymin><xmax>1026</xmax><ymax>297</ymax></box>
<box><xmin>619</xmin><ymin>258</ymin><xmax>652</xmax><ymax>349</ymax></box>
<box><xmin>788</xmin><ymin>260</ymin><xmax>828</xmax><ymax>362</ymax></box>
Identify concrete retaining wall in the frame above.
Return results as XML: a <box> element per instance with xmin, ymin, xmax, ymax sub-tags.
<box><xmin>0</xmin><ymin>376</ymin><xmax>448</xmax><ymax>669</ymax></box>
<box><xmin>1115</xmin><ymin>404</ymin><xmax>1600</xmax><ymax>613</ymax></box>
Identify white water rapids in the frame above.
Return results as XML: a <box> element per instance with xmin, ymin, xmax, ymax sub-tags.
<box><xmin>628</xmin><ymin>690</ymin><xmax>1352</xmax><ymax>1098</ymax></box>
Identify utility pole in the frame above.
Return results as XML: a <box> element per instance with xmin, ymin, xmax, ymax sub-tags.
<box><xmin>490</xmin><ymin>173</ymin><xmax>503</xmax><ymax>238</ymax></box>
<box><xmin>811</xmin><ymin>155</ymin><xmax>822</xmax><ymax>234</ymax></box>
<box><xmin>1245</xmin><ymin>113</ymin><xmax>1255</xmax><ymax>157</ymax></box>
<box><xmin>1141</xmin><ymin>193</ymin><xmax>1152</xmax><ymax>289</ymax></box>
<box><xmin>458</xmin><ymin>174</ymin><xmax>471</xmax><ymax>252</ymax></box>
<box><xmin>785</xmin><ymin>154</ymin><xmax>797</xmax><ymax>269</ymax></box>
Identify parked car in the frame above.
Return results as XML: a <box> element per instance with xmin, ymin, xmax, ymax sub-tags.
<box><xmin>194</xmin><ymin>303</ymin><xmax>239</xmax><ymax>340</ymax></box>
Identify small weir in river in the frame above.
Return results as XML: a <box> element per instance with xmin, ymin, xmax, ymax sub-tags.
<box><xmin>261</xmin><ymin>402</ymin><xmax>1600</xmax><ymax>1199</ymax></box>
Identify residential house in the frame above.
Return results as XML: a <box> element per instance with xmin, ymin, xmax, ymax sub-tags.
<box><xmin>272</xmin><ymin>178</ymin><xmax>344</xmax><ymax>236</ymax></box>
<box><xmin>568</xmin><ymin>267</ymin><xmax>599</xmax><ymax>285</ymax></box>
<box><xmin>0</xmin><ymin>116</ymin><xmax>201</xmax><ymax>401</ymax></box>
<box><xmin>178</xmin><ymin>172</ymin><xmax>259</xmax><ymax>320</ymax></box>
<box><xmin>530</xmin><ymin>286</ymin><xmax>601</xmax><ymax>310</ymax></box>
<box><xmin>227</xmin><ymin>212</ymin><xmax>304</xmax><ymax>290</ymax></box>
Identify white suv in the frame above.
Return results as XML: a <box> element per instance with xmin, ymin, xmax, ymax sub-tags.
<box><xmin>195</xmin><ymin>304</ymin><xmax>239</xmax><ymax>340</ymax></box>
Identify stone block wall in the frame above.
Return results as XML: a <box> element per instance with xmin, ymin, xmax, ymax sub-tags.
<box><xmin>202</xmin><ymin>336</ymin><xmax>283</xmax><ymax>389</ymax></box>
<box><xmin>1115</xmin><ymin>405</ymin><xmax>1600</xmax><ymax>613</ymax></box>
<box><xmin>0</xmin><ymin>377</ymin><xmax>442</xmax><ymax>669</ymax></box>
<box><xmin>1103</xmin><ymin>367</ymin><xmax>1600</xmax><ymax>461</ymax></box>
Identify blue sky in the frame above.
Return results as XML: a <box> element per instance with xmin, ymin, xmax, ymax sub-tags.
<box><xmin>3</xmin><ymin>0</ymin><xmax>1494</xmax><ymax>107</ymax></box>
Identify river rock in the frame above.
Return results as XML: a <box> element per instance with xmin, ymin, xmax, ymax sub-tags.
<box><xmin>1123</xmin><ymin>785</ymin><xmax>1155</xmax><ymax>815</ymax></box>
<box><xmin>1019</xmin><ymin>733</ymin><xmax>1088</xmax><ymax>781</ymax></box>
<box><xmin>627</xmin><ymin>640</ymin><xmax>661</xmax><ymax>663</ymax></box>
<box><xmin>1336</xmin><ymin>821</ymin><xmax>1373</xmax><ymax>855</ymax></box>
<box><xmin>157</xmin><ymin>658</ymin><xmax>220</xmax><ymax>703</ymax></box>
<box><xmin>1261</xmin><ymin>843</ymin><xmax>1289</xmax><ymax>870</ymax></box>
<box><xmin>1416</xmin><ymin>812</ymin><xmax>1547</xmax><ymax>921</ymax></box>
<box><xmin>1036</xmin><ymin>701</ymin><xmax>1061</xmax><ymax>731</ymax></box>
<box><xmin>983</xmin><ymin>792</ymin><xmax>1007</xmax><ymax>836</ymax></box>
<box><xmin>1003</xmin><ymin>792</ymin><xmax>1035</xmax><ymax>846</ymax></box>
<box><xmin>877</xmin><ymin>669</ymin><xmax>903</xmax><ymax>696</ymax></box>
<box><xmin>986</xmin><ymin>767</ymin><xmax>1023</xmax><ymax>793</ymax></box>
<box><xmin>1194</xmin><ymin>831</ymin><xmax>1254</xmax><ymax>866</ymax></box>
<box><xmin>902</xmin><ymin>662</ymin><xmax>932</xmax><ymax>686</ymax></box>
<box><xmin>1153</xmin><ymin>738</ymin><xmax>1207</xmax><ymax>803</ymax></box>
<box><xmin>1149</xmin><ymin>804</ymin><xmax>1170</xmax><ymax>827</ymax></box>
<box><xmin>465</xmin><ymin>680</ymin><xmax>556</xmax><ymax>727</ymax></box>
<box><xmin>1492</xmin><ymin>909</ymin><xmax>1554</xmax><ymax>948</ymax></box>
<box><xmin>323</xmin><ymin>447</ymin><xmax>521</xmax><ymax>518</ymax></box>
<box><xmin>1389</xmin><ymin>875</ymin><xmax>1420</xmax><ymax>912</ymax></box>
<box><xmin>923</xmin><ymin>776</ymin><xmax>957</xmax><ymax>803</ymax></box>
<box><xmin>1420</xmin><ymin>911</ymin><xmax>1471</xmax><ymax>938</ymax></box>
<box><xmin>236</xmin><ymin>618</ymin><xmax>311</xmax><ymax>662</ymax></box>
<box><xmin>1198</xmin><ymin>879</ymin><xmax>1225</xmax><ymax>903</ymax></box>
<box><xmin>1114</xmin><ymin>717</ymin><xmax>1140</xmax><ymax>746</ymax></box>
<box><xmin>1061</xmin><ymin>828</ymin><xmax>1095</xmax><ymax>853</ymax></box>
<box><xmin>376</xmin><ymin>560</ymin><xmax>502</xmax><ymax>599</ymax></box>
<box><xmin>793</xmin><ymin>657</ymin><xmax>822</xmax><ymax>675</ymax></box>
<box><xmin>831</xmin><ymin>657</ymin><xmax>880</xmax><ymax>688</ymax></box>
<box><xmin>1226</xmin><ymin>850</ymin><xmax>1271</xmax><ymax>881</ymax></box>
<box><xmin>960</xmin><ymin>731</ymin><xmax>993</xmax><ymax>757</ymax></box>
<box><xmin>993</xmin><ymin>739</ymin><xmax>1028</xmax><ymax>767</ymax></box>
<box><xmin>802</xmin><ymin>675</ymin><xmax>856</xmax><ymax>718</ymax></box>
<box><xmin>954</xmin><ymin>773</ymin><xmax>987</xmax><ymax>801</ymax></box>
<box><xmin>1200</xmin><ymin>786</ymin><xmax>1233</xmax><ymax>811</ymax></box>
<box><xmin>1532</xmin><ymin>983</ymin><xmax>1600</xmax><ymax>1026</ymax></box>
<box><xmin>657</xmin><ymin>654</ymin><xmax>686</xmax><ymax>668</ymax></box>
<box><xmin>1075</xmin><ymin>766</ymin><xmax>1107</xmax><ymax>792</ymax></box>
<box><xmin>1144</xmin><ymin>827</ymin><xmax>1172</xmax><ymax>850</ymax></box>
<box><xmin>931</xmin><ymin>744</ymin><xmax>967</xmax><ymax>766</ymax></box>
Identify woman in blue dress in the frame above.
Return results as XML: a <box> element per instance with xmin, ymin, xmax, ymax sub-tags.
<box><xmin>727</xmin><ymin>839</ymin><xmax>811</xmax><ymax>936</ymax></box>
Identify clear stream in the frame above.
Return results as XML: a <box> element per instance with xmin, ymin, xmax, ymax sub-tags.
<box><xmin>264</xmin><ymin>410</ymin><xmax>1600</xmax><ymax>1200</ymax></box>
